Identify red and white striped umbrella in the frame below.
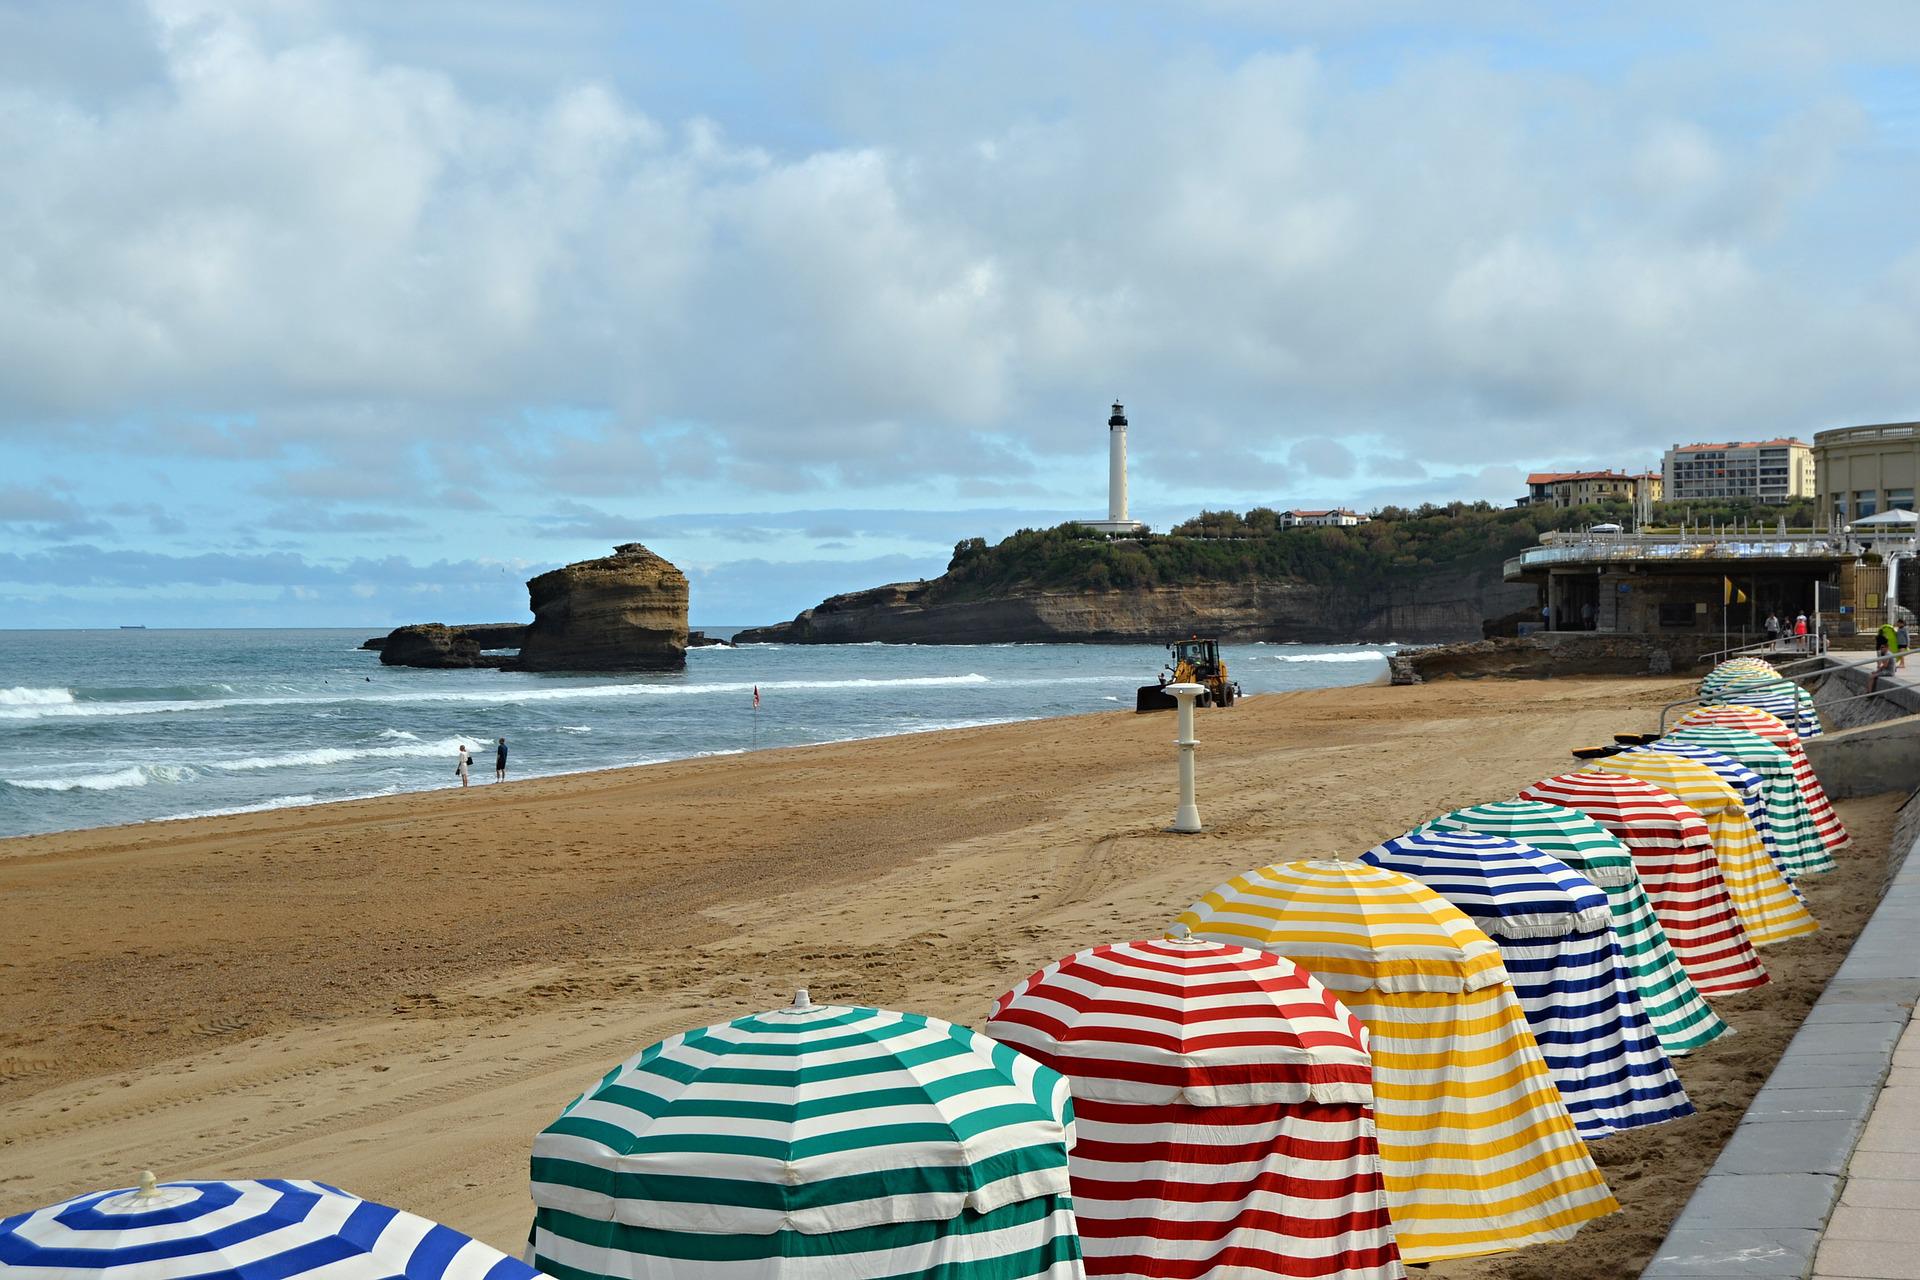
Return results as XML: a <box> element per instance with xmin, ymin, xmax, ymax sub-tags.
<box><xmin>1518</xmin><ymin>771</ymin><xmax>1768</xmax><ymax>996</ymax></box>
<box><xmin>988</xmin><ymin>937</ymin><xmax>1403</xmax><ymax>1280</ymax></box>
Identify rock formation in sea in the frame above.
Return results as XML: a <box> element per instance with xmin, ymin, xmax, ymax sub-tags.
<box><xmin>376</xmin><ymin>624</ymin><xmax>507</xmax><ymax>669</ymax></box>
<box><xmin>363</xmin><ymin>623</ymin><xmax>528</xmax><ymax>654</ymax></box>
<box><xmin>734</xmin><ymin>567</ymin><xmax>1533</xmax><ymax>647</ymax></box>
<box><xmin>514</xmin><ymin>542</ymin><xmax>689</xmax><ymax>672</ymax></box>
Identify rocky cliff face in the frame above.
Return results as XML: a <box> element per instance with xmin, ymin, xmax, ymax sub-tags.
<box><xmin>735</xmin><ymin>568</ymin><xmax>1534</xmax><ymax>646</ymax></box>
<box><xmin>514</xmin><ymin>542</ymin><xmax>689</xmax><ymax>672</ymax></box>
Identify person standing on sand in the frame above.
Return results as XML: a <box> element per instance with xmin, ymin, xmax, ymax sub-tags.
<box><xmin>495</xmin><ymin>736</ymin><xmax>508</xmax><ymax>781</ymax></box>
<box><xmin>455</xmin><ymin>744</ymin><xmax>472</xmax><ymax>788</ymax></box>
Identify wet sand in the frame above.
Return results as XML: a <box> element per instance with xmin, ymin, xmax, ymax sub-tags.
<box><xmin>0</xmin><ymin>675</ymin><xmax>1900</xmax><ymax>1279</ymax></box>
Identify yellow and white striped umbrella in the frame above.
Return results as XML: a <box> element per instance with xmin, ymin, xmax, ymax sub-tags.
<box><xmin>1180</xmin><ymin>859</ymin><xmax>1616</xmax><ymax>1265</ymax></box>
<box><xmin>1586</xmin><ymin>752</ymin><xmax>1817</xmax><ymax>947</ymax></box>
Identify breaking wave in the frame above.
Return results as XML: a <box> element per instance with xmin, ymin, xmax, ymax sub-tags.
<box><xmin>4</xmin><ymin>764</ymin><xmax>196</xmax><ymax>792</ymax></box>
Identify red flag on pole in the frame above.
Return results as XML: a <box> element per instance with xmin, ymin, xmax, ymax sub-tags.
<box><xmin>752</xmin><ymin>684</ymin><xmax>760</xmax><ymax>708</ymax></box>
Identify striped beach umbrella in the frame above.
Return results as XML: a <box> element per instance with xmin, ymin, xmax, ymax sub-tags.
<box><xmin>0</xmin><ymin>1175</ymin><xmax>538</xmax><ymax>1279</ymax></box>
<box><xmin>1675</xmin><ymin>706</ymin><xmax>1850</xmax><ymax>854</ymax></box>
<box><xmin>1179</xmin><ymin>860</ymin><xmax>1617</xmax><ymax>1265</ymax></box>
<box><xmin>1586</xmin><ymin>751</ymin><xmax>1817</xmax><ymax>947</ymax></box>
<box><xmin>529</xmin><ymin>997</ymin><xmax>1083</xmax><ymax>1280</ymax></box>
<box><xmin>1613</xmin><ymin>744</ymin><xmax>1797</xmax><ymax>892</ymax></box>
<box><xmin>1359</xmin><ymin>830</ymin><xmax>1691</xmax><ymax>1140</ymax></box>
<box><xmin>986</xmin><ymin>937</ymin><xmax>1402</xmax><ymax>1280</ymax></box>
<box><xmin>1425</xmin><ymin>800</ymin><xmax>1726</xmax><ymax>1056</ymax></box>
<box><xmin>1518</xmin><ymin>771</ymin><xmax>1768</xmax><ymax>996</ymax></box>
<box><xmin>1699</xmin><ymin>660</ymin><xmax>1777</xmax><ymax>697</ymax></box>
<box><xmin>1662</xmin><ymin>727</ymin><xmax>1833</xmax><ymax>877</ymax></box>
<box><xmin>1702</xmin><ymin>677</ymin><xmax>1822</xmax><ymax>738</ymax></box>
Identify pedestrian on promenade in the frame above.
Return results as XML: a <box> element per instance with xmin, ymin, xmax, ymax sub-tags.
<box><xmin>1871</xmin><ymin>638</ymin><xmax>1896</xmax><ymax>693</ymax></box>
<box><xmin>1899</xmin><ymin>615</ymin><xmax>1911</xmax><ymax>671</ymax></box>
<box><xmin>455</xmin><ymin>744</ymin><xmax>472</xmax><ymax>788</ymax></box>
<box><xmin>1765</xmin><ymin>612</ymin><xmax>1781</xmax><ymax>647</ymax></box>
<box><xmin>495</xmin><ymin>736</ymin><xmax>508</xmax><ymax>781</ymax></box>
<box><xmin>1794</xmin><ymin>612</ymin><xmax>1810</xmax><ymax>652</ymax></box>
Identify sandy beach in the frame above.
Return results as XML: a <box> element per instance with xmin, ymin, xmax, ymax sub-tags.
<box><xmin>0</xmin><ymin>675</ymin><xmax>1900</xmax><ymax>1279</ymax></box>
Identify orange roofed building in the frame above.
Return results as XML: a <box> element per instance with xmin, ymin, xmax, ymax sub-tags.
<box><xmin>1520</xmin><ymin>470</ymin><xmax>1661</xmax><ymax>509</ymax></box>
<box><xmin>1280</xmin><ymin>508</ymin><xmax>1370</xmax><ymax>528</ymax></box>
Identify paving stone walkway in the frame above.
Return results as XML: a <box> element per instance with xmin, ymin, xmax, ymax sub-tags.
<box><xmin>1812</xmin><ymin>1019</ymin><xmax>1920</xmax><ymax>1278</ymax></box>
<box><xmin>1644</xmin><ymin>834</ymin><xmax>1920</xmax><ymax>1278</ymax></box>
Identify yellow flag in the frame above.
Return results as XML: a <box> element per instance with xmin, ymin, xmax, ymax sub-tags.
<box><xmin>1724</xmin><ymin>576</ymin><xmax>1734</xmax><ymax>605</ymax></box>
<box><xmin>1737</xmin><ymin>587</ymin><xmax>1749</xmax><ymax>604</ymax></box>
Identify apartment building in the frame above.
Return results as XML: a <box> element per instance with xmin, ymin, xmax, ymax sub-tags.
<box><xmin>1661</xmin><ymin>439</ymin><xmax>1815</xmax><ymax>503</ymax></box>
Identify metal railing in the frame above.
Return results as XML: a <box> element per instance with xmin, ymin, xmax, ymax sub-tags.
<box><xmin>1654</xmin><ymin>652</ymin><xmax>1905</xmax><ymax>732</ymax></box>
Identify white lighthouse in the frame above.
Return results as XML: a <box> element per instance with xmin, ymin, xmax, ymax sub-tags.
<box><xmin>1085</xmin><ymin>400</ymin><xmax>1146</xmax><ymax>535</ymax></box>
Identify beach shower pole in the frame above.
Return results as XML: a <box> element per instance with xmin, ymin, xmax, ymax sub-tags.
<box><xmin>1167</xmin><ymin>682</ymin><xmax>1204</xmax><ymax>833</ymax></box>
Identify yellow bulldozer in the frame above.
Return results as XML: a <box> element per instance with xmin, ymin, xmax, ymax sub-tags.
<box><xmin>1136</xmin><ymin>637</ymin><xmax>1239</xmax><ymax>712</ymax></box>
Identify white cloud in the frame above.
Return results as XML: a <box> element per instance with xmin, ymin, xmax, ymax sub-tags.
<box><xmin>6</xmin><ymin>0</ymin><xmax>1920</xmax><ymax>630</ymax></box>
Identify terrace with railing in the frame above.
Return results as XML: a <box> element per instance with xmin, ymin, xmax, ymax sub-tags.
<box><xmin>1503</xmin><ymin>528</ymin><xmax>1899</xmax><ymax>579</ymax></box>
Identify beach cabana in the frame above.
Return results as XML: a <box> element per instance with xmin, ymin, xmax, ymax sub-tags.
<box><xmin>1699</xmin><ymin>660</ymin><xmax>1778</xmax><ymax>698</ymax></box>
<box><xmin>0</xmin><ymin>1174</ymin><xmax>540</xmax><ymax>1279</ymax></box>
<box><xmin>1586</xmin><ymin>751</ymin><xmax>1817</xmax><ymax>946</ymax></box>
<box><xmin>1426</xmin><ymin>800</ymin><xmax>1726</xmax><ymax>1056</ymax></box>
<box><xmin>1614</xmin><ymin>743</ymin><xmax>1795</xmax><ymax>890</ymax></box>
<box><xmin>1676</xmin><ymin>705</ymin><xmax>1850</xmax><ymax>854</ymax></box>
<box><xmin>1661</xmin><ymin>726</ymin><xmax>1833</xmax><ymax>877</ymax></box>
<box><xmin>1358</xmin><ymin>829</ymin><xmax>1690</xmax><ymax>1140</ymax></box>
<box><xmin>1180</xmin><ymin>859</ymin><xmax>1617</xmax><ymax>1265</ymax></box>
<box><xmin>986</xmin><ymin>936</ymin><xmax>1402</xmax><ymax>1280</ymax></box>
<box><xmin>529</xmin><ymin>997</ymin><xmax>1083</xmax><ymax>1280</ymax></box>
<box><xmin>1702</xmin><ymin>677</ymin><xmax>1822</xmax><ymax>738</ymax></box>
<box><xmin>1518</xmin><ymin>771</ymin><xmax>1768</xmax><ymax>996</ymax></box>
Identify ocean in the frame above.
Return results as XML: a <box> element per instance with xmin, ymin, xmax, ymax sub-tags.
<box><xmin>0</xmin><ymin>629</ymin><xmax>1396</xmax><ymax>838</ymax></box>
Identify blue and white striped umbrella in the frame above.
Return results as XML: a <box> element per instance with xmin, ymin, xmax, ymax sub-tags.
<box><xmin>0</xmin><ymin>1175</ymin><xmax>540</xmax><ymax>1280</ymax></box>
<box><xmin>1618</xmin><ymin>744</ymin><xmax>1802</xmax><ymax>895</ymax></box>
<box><xmin>1360</xmin><ymin>828</ymin><xmax>1692</xmax><ymax>1141</ymax></box>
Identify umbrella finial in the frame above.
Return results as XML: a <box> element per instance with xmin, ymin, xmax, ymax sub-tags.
<box><xmin>137</xmin><ymin>1170</ymin><xmax>158</xmax><ymax>1198</ymax></box>
<box><xmin>1167</xmin><ymin>922</ymin><xmax>1191</xmax><ymax>940</ymax></box>
<box><xmin>792</xmin><ymin>988</ymin><xmax>812</xmax><ymax>1010</ymax></box>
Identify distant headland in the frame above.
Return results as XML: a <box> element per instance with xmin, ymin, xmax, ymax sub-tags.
<box><xmin>736</xmin><ymin>504</ymin><xmax>1547</xmax><ymax>646</ymax></box>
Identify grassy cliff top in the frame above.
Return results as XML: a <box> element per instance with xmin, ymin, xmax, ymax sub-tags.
<box><xmin>926</xmin><ymin>498</ymin><xmax>1820</xmax><ymax>602</ymax></box>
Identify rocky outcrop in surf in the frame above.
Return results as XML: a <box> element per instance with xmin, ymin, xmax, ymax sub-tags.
<box><xmin>514</xmin><ymin>542</ymin><xmax>690</xmax><ymax>672</ymax></box>
<box><xmin>735</xmin><ymin>568</ymin><xmax>1532</xmax><ymax>646</ymax></box>
<box><xmin>376</xmin><ymin>624</ymin><xmax>508</xmax><ymax>669</ymax></box>
<box><xmin>364</xmin><ymin>623</ymin><xmax>528</xmax><ymax>656</ymax></box>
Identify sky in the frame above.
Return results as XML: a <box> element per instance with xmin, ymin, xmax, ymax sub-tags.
<box><xmin>6</xmin><ymin>1</ymin><xmax>1920</xmax><ymax>628</ymax></box>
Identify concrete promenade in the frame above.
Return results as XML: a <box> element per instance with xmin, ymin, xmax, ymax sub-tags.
<box><xmin>1643</xmin><ymin>821</ymin><xmax>1920</xmax><ymax>1278</ymax></box>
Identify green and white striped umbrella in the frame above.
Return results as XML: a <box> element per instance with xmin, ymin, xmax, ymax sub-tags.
<box><xmin>1661</xmin><ymin>726</ymin><xmax>1834</xmax><ymax>878</ymax></box>
<box><xmin>1426</xmin><ymin>800</ymin><xmax>1729</xmax><ymax>1056</ymax></box>
<box><xmin>529</xmin><ymin>993</ymin><xmax>1083</xmax><ymax>1280</ymax></box>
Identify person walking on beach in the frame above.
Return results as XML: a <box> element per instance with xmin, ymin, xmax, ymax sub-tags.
<box><xmin>455</xmin><ymin>744</ymin><xmax>472</xmax><ymax>788</ymax></box>
<box><xmin>495</xmin><ymin>736</ymin><xmax>508</xmax><ymax>782</ymax></box>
